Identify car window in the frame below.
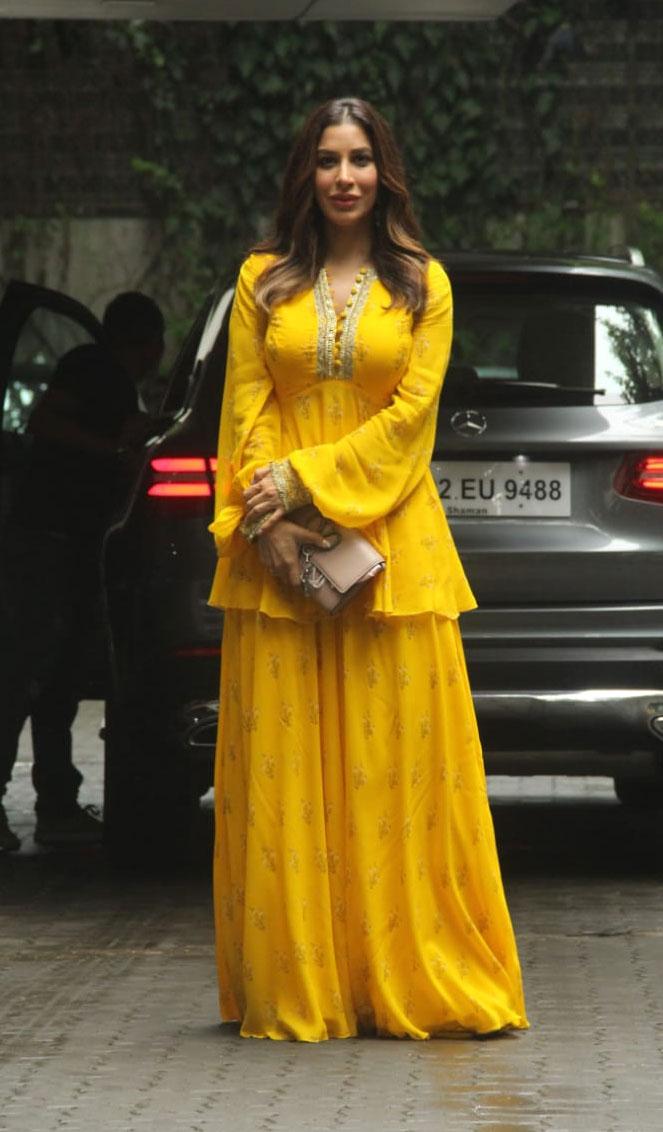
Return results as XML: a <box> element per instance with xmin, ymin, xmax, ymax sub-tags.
<box><xmin>445</xmin><ymin>278</ymin><xmax>663</xmax><ymax>408</ymax></box>
<box><xmin>192</xmin><ymin>296</ymin><xmax>231</xmax><ymax>449</ymax></box>
<box><xmin>2</xmin><ymin>306</ymin><xmax>96</xmax><ymax>433</ymax></box>
<box><xmin>160</xmin><ymin>295</ymin><xmax>216</xmax><ymax>415</ymax></box>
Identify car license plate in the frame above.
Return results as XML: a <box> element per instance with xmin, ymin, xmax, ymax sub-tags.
<box><xmin>430</xmin><ymin>460</ymin><xmax>571</xmax><ymax>517</ymax></box>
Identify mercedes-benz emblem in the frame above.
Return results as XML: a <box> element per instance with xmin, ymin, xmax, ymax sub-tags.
<box><xmin>450</xmin><ymin>409</ymin><xmax>488</xmax><ymax>438</ymax></box>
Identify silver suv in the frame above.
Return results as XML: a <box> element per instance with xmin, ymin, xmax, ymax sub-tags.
<box><xmin>438</xmin><ymin>252</ymin><xmax>663</xmax><ymax>806</ymax></box>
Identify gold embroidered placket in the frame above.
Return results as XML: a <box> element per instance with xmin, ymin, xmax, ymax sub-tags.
<box><xmin>313</xmin><ymin>267</ymin><xmax>377</xmax><ymax>381</ymax></box>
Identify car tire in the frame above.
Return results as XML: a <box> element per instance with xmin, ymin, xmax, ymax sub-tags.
<box><xmin>613</xmin><ymin>777</ymin><xmax>663</xmax><ymax>809</ymax></box>
<box><xmin>103</xmin><ymin>689</ymin><xmax>198</xmax><ymax>866</ymax></box>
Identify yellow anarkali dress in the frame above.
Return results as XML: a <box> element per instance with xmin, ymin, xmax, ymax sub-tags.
<box><xmin>208</xmin><ymin>252</ymin><xmax>528</xmax><ymax>1041</ymax></box>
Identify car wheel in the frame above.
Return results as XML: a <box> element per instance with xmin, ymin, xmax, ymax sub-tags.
<box><xmin>103</xmin><ymin>689</ymin><xmax>198</xmax><ymax>865</ymax></box>
<box><xmin>613</xmin><ymin>777</ymin><xmax>663</xmax><ymax>809</ymax></box>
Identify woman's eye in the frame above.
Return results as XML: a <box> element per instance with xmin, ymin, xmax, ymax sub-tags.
<box><xmin>354</xmin><ymin>153</ymin><xmax>373</xmax><ymax>166</ymax></box>
<box><xmin>317</xmin><ymin>156</ymin><xmax>336</xmax><ymax>168</ymax></box>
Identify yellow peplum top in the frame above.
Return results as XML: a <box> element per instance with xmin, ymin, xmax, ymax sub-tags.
<box><xmin>208</xmin><ymin>251</ymin><xmax>476</xmax><ymax>621</ymax></box>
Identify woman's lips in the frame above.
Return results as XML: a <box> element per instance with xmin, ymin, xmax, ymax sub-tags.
<box><xmin>331</xmin><ymin>196</ymin><xmax>359</xmax><ymax>208</ymax></box>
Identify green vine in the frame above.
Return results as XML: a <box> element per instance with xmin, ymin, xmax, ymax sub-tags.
<box><xmin>104</xmin><ymin>5</ymin><xmax>575</xmax><ymax>322</ymax></box>
<box><xmin>16</xmin><ymin>8</ymin><xmax>663</xmax><ymax>341</ymax></box>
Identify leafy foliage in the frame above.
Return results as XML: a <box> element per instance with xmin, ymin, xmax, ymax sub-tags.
<box><xmin>104</xmin><ymin>7</ymin><xmax>576</xmax><ymax>315</ymax></box>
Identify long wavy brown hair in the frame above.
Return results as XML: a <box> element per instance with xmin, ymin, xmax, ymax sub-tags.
<box><xmin>252</xmin><ymin>97</ymin><xmax>430</xmax><ymax>322</ymax></box>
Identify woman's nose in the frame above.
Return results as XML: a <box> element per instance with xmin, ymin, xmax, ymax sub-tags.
<box><xmin>336</xmin><ymin>161</ymin><xmax>353</xmax><ymax>185</ymax></box>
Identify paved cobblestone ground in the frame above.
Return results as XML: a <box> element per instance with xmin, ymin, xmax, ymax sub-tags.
<box><xmin>1</xmin><ymin>702</ymin><xmax>663</xmax><ymax>1131</ymax></box>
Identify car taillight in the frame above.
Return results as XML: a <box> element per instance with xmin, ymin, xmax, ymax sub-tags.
<box><xmin>148</xmin><ymin>456</ymin><xmax>217</xmax><ymax>498</ymax></box>
<box><xmin>614</xmin><ymin>454</ymin><xmax>663</xmax><ymax>503</ymax></box>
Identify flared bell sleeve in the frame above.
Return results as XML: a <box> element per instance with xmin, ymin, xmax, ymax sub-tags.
<box><xmin>208</xmin><ymin>255</ymin><xmax>281</xmax><ymax>556</ymax></box>
<box><xmin>287</xmin><ymin>260</ymin><xmax>452</xmax><ymax>529</ymax></box>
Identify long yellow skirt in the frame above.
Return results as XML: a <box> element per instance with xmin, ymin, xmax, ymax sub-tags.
<box><xmin>213</xmin><ymin>609</ymin><xmax>528</xmax><ymax>1041</ymax></box>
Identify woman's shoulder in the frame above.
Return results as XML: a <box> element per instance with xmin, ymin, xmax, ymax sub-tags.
<box><xmin>417</xmin><ymin>257</ymin><xmax>451</xmax><ymax>317</ymax></box>
<box><xmin>238</xmin><ymin>251</ymin><xmax>278</xmax><ymax>285</ymax></box>
<box><xmin>424</xmin><ymin>256</ymin><xmax>451</xmax><ymax>293</ymax></box>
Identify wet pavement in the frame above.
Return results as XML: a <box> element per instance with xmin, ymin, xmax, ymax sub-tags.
<box><xmin>1</xmin><ymin>702</ymin><xmax>663</xmax><ymax>1131</ymax></box>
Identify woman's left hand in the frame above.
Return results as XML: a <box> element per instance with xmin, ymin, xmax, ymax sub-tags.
<box><xmin>243</xmin><ymin>465</ymin><xmax>284</xmax><ymax>530</ymax></box>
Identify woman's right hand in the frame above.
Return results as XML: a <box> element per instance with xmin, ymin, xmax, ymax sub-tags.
<box><xmin>257</xmin><ymin>519</ymin><xmax>331</xmax><ymax>589</ymax></box>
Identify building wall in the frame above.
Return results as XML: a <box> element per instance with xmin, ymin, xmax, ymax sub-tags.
<box><xmin>0</xmin><ymin>218</ymin><xmax>163</xmax><ymax>314</ymax></box>
<box><xmin>1</xmin><ymin>8</ymin><xmax>663</xmax><ymax>320</ymax></box>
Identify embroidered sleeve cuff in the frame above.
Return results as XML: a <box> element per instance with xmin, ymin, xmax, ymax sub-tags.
<box><xmin>239</xmin><ymin>511</ymin><xmax>273</xmax><ymax>543</ymax></box>
<box><xmin>269</xmin><ymin>458</ymin><xmax>312</xmax><ymax>512</ymax></box>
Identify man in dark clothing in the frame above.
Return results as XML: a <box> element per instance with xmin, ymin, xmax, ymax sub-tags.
<box><xmin>0</xmin><ymin>292</ymin><xmax>165</xmax><ymax>851</ymax></box>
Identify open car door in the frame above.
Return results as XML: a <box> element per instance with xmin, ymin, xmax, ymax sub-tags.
<box><xmin>0</xmin><ymin>280</ymin><xmax>105</xmax><ymax>524</ymax></box>
<box><xmin>0</xmin><ymin>281</ymin><xmax>106</xmax><ymax>693</ymax></box>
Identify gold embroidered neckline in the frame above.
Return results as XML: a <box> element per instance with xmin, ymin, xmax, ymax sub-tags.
<box><xmin>324</xmin><ymin>264</ymin><xmax>370</xmax><ymax>317</ymax></box>
<box><xmin>313</xmin><ymin>266</ymin><xmax>376</xmax><ymax>381</ymax></box>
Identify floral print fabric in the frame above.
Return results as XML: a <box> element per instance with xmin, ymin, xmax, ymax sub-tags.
<box><xmin>208</xmin><ymin>253</ymin><xmax>476</xmax><ymax>620</ymax></box>
<box><xmin>210</xmin><ymin>252</ymin><xmax>528</xmax><ymax>1040</ymax></box>
<box><xmin>214</xmin><ymin>609</ymin><xmax>528</xmax><ymax>1041</ymax></box>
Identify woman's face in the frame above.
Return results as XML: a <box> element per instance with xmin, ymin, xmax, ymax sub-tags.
<box><xmin>314</xmin><ymin>121</ymin><xmax>379</xmax><ymax>230</ymax></box>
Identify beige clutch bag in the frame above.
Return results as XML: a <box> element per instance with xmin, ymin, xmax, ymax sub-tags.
<box><xmin>299</xmin><ymin>526</ymin><xmax>386</xmax><ymax>614</ymax></box>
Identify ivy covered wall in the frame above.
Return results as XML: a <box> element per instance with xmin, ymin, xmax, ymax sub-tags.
<box><xmin>1</xmin><ymin>3</ymin><xmax>663</xmax><ymax>335</ymax></box>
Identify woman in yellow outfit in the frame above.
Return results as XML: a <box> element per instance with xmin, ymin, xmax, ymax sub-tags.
<box><xmin>209</xmin><ymin>97</ymin><xmax>528</xmax><ymax>1041</ymax></box>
